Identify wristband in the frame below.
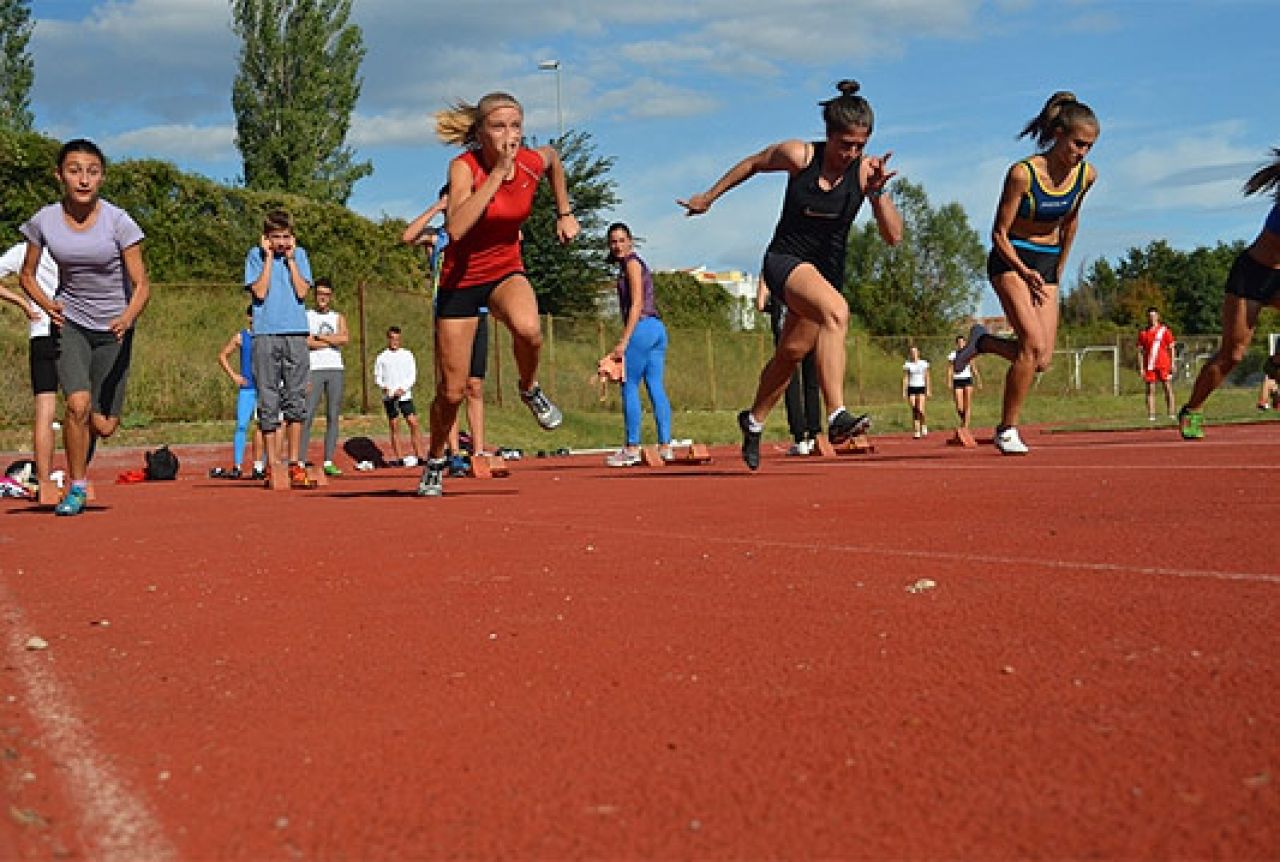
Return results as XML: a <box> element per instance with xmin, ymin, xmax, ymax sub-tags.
<box><xmin>557</xmin><ymin>210</ymin><xmax>573</xmax><ymax>217</ymax></box>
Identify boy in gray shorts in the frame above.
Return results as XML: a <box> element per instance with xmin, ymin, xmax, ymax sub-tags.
<box><xmin>244</xmin><ymin>209</ymin><xmax>313</xmax><ymax>487</ymax></box>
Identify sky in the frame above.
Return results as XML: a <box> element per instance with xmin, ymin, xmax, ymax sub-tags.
<box><xmin>25</xmin><ymin>0</ymin><xmax>1279</xmax><ymax>314</ymax></box>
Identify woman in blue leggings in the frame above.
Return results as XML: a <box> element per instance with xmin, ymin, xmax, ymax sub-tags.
<box><xmin>604</xmin><ymin>223</ymin><xmax>673</xmax><ymax>466</ymax></box>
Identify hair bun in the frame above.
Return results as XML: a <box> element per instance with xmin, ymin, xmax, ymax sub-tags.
<box><xmin>837</xmin><ymin>79</ymin><xmax>861</xmax><ymax>97</ymax></box>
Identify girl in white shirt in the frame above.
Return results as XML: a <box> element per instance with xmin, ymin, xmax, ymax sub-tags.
<box><xmin>902</xmin><ymin>345</ymin><xmax>931</xmax><ymax>438</ymax></box>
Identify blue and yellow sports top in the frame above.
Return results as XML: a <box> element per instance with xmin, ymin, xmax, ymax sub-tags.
<box><xmin>1016</xmin><ymin>159</ymin><xmax>1088</xmax><ymax>224</ymax></box>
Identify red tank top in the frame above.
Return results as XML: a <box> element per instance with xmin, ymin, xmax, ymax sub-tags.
<box><xmin>439</xmin><ymin>147</ymin><xmax>545</xmax><ymax>290</ymax></box>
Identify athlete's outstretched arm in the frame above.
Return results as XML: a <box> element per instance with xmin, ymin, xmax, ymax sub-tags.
<box><xmin>677</xmin><ymin>140</ymin><xmax>808</xmax><ymax>216</ymax></box>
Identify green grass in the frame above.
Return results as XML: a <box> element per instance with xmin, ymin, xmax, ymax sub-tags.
<box><xmin>0</xmin><ymin>385</ymin><xmax>1269</xmax><ymax>456</ymax></box>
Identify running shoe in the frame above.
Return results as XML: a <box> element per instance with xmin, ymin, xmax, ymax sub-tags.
<box><xmin>828</xmin><ymin>409</ymin><xmax>872</xmax><ymax>445</ymax></box>
<box><xmin>520</xmin><ymin>384</ymin><xmax>563</xmax><ymax>430</ymax></box>
<box><xmin>322</xmin><ymin>462</ymin><xmax>343</xmax><ymax>478</ymax></box>
<box><xmin>448</xmin><ymin>453</ymin><xmax>470</xmax><ymax>477</ymax></box>
<box><xmin>659</xmin><ymin>444</ymin><xmax>675</xmax><ymax>462</ymax></box>
<box><xmin>994</xmin><ymin>426</ymin><xmax>1029</xmax><ymax>455</ymax></box>
<box><xmin>417</xmin><ymin>458</ymin><xmax>446</xmax><ymax>497</ymax></box>
<box><xmin>952</xmin><ymin>324</ymin><xmax>987</xmax><ymax>372</ymax></box>
<box><xmin>288</xmin><ymin>462</ymin><xmax>310</xmax><ymax>488</ymax></box>
<box><xmin>251</xmin><ymin>465</ymin><xmax>266</xmax><ymax>481</ymax></box>
<box><xmin>786</xmin><ymin>439</ymin><xmax>814</xmax><ymax>456</ymax></box>
<box><xmin>738</xmin><ymin>410</ymin><xmax>762</xmax><ymax>471</ymax></box>
<box><xmin>605</xmin><ymin>448</ymin><xmax>641</xmax><ymax>467</ymax></box>
<box><xmin>1178</xmin><ymin>406</ymin><xmax>1204</xmax><ymax>440</ymax></box>
<box><xmin>54</xmin><ymin>485</ymin><xmax>88</xmax><ymax>516</ymax></box>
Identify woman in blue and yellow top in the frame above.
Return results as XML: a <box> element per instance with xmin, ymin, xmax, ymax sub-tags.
<box><xmin>952</xmin><ymin>91</ymin><xmax>1098</xmax><ymax>455</ymax></box>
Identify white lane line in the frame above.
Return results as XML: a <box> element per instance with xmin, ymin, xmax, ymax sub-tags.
<box><xmin>0</xmin><ymin>583</ymin><xmax>176</xmax><ymax>862</ymax></box>
<box><xmin>500</xmin><ymin>519</ymin><xmax>1280</xmax><ymax>586</ymax></box>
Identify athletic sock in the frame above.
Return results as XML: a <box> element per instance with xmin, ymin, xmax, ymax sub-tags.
<box><xmin>744</xmin><ymin>413</ymin><xmax>764</xmax><ymax>433</ymax></box>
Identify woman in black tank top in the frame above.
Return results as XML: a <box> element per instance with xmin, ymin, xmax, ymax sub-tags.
<box><xmin>679</xmin><ymin>80</ymin><xmax>903</xmax><ymax>470</ymax></box>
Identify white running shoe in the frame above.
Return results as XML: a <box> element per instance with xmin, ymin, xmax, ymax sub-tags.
<box><xmin>912</xmin><ymin>429</ymin><xmax>922</xmax><ymax>439</ymax></box>
<box><xmin>605</xmin><ymin>448</ymin><xmax>641</xmax><ymax>467</ymax></box>
<box><xmin>994</xmin><ymin>426</ymin><xmax>1029</xmax><ymax>455</ymax></box>
<box><xmin>402</xmin><ymin>455</ymin><xmax>419</xmax><ymax>468</ymax></box>
<box><xmin>952</xmin><ymin>324</ymin><xmax>987</xmax><ymax>373</ymax></box>
<box><xmin>786</xmin><ymin>439</ymin><xmax>814</xmax><ymax>456</ymax></box>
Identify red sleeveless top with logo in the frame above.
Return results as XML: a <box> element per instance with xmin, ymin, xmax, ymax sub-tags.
<box><xmin>439</xmin><ymin>147</ymin><xmax>546</xmax><ymax>291</ymax></box>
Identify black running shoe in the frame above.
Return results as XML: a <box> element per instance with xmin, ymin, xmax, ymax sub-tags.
<box><xmin>737</xmin><ymin>409</ymin><xmax>762</xmax><ymax>471</ymax></box>
<box><xmin>828</xmin><ymin>409</ymin><xmax>872</xmax><ymax>444</ymax></box>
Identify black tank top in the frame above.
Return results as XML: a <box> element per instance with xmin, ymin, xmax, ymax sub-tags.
<box><xmin>766</xmin><ymin>143</ymin><xmax>865</xmax><ymax>286</ymax></box>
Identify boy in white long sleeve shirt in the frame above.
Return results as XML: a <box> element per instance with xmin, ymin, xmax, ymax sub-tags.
<box><xmin>373</xmin><ymin>326</ymin><xmax>424</xmax><ymax>465</ymax></box>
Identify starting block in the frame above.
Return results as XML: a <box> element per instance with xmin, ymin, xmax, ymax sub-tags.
<box><xmin>641</xmin><ymin>443</ymin><xmax>713</xmax><ymax>466</ymax></box>
<box><xmin>467</xmin><ymin>455</ymin><xmax>510</xmax><ymax>479</ymax></box>
<box><xmin>815</xmin><ymin>434</ymin><xmax>877</xmax><ymax>457</ymax></box>
<box><xmin>947</xmin><ymin>429</ymin><xmax>978</xmax><ymax>449</ymax></box>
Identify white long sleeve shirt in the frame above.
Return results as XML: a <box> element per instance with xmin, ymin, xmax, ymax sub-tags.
<box><xmin>374</xmin><ymin>347</ymin><xmax>417</xmax><ymax>401</ymax></box>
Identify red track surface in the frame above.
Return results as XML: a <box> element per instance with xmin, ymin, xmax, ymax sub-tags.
<box><xmin>1</xmin><ymin>424</ymin><xmax>1277</xmax><ymax>859</ymax></box>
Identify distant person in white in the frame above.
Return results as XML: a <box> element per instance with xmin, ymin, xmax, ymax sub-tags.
<box><xmin>373</xmin><ymin>326</ymin><xmax>425</xmax><ymax>466</ymax></box>
<box><xmin>301</xmin><ymin>277</ymin><xmax>348</xmax><ymax>476</ymax></box>
<box><xmin>0</xmin><ymin>243</ymin><xmax>60</xmax><ymax>490</ymax></box>
<box><xmin>902</xmin><ymin>345</ymin><xmax>931</xmax><ymax>438</ymax></box>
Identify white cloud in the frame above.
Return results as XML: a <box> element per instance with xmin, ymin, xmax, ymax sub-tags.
<box><xmin>103</xmin><ymin>123</ymin><xmax>236</xmax><ymax>163</ymax></box>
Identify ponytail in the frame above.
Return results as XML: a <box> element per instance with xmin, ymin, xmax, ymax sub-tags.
<box><xmin>435</xmin><ymin>92</ymin><xmax>523</xmax><ymax>148</ymax></box>
<box><xmin>1019</xmin><ymin>91</ymin><xmax>1098</xmax><ymax>150</ymax></box>
<box><xmin>1243</xmin><ymin>147</ymin><xmax>1280</xmax><ymax>200</ymax></box>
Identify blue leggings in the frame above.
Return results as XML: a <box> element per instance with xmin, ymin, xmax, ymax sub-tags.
<box><xmin>622</xmin><ymin>317</ymin><xmax>672</xmax><ymax>446</ymax></box>
<box><xmin>234</xmin><ymin>387</ymin><xmax>257</xmax><ymax>467</ymax></box>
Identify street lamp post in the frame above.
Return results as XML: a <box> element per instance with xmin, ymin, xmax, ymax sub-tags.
<box><xmin>537</xmin><ymin>59</ymin><xmax>563</xmax><ymax>138</ymax></box>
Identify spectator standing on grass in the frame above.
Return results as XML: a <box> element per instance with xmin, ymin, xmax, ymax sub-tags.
<box><xmin>302</xmin><ymin>277</ymin><xmax>348</xmax><ymax>477</ymax></box>
<box><xmin>902</xmin><ymin>345</ymin><xmax>931</xmax><ymax>438</ymax></box>
<box><xmin>602</xmin><ymin>222</ymin><xmax>674</xmax><ymax>467</ymax></box>
<box><xmin>20</xmin><ymin>138</ymin><xmax>151</xmax><ymax>516</ymax></box>
<box><xmin>1137</xmin><ymin>307</ymin><xmax>1176</xmax><ymax>421</ymax></box>
<box><xmin>244</xmin><ymin>208</ymin><xmax>313</xmax><ymax>488</ymax></box>
<box><xmin>946</xmin><ymin>332</ymin><xmax>982</xmax><ymax>431</ymax></box>
<box><xmin>952</xmin><ymin>91</ymin><xmax>1099</xmax><ymax>455</ymax></box>
<box><xmin>213</xmin><ymin>307</ymin><xmax>267</xmax><ymax>480</ymax></box>
<box><xmin>0</xmin><ymin>242</ymin><xmax>60</xmax><ymax>496</ymax></box>
<box><xmin>419</xmin><ymin>91</ymin><xmax>578</xmax><ymax>497</ymax></box>
<box><xmin>1177</xmin><ymin>148</ymin><xmax>1280</xmax><ymax>439</ymax></box>
<box><xmin>679</xmin><ymin>79</ymin><xmax>903</xmax><ymax>470</ymax></box>
<box><xmin>374</xmin><ymin>326</ymin><xmax>425</xmax><ymax>467</ymax></box>
<box><xmin>755</xmin><ymin>275</ymin><xmax>821</xmax><ymax>455</ymax></box>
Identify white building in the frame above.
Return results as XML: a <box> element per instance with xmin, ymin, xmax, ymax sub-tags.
<box><xmin>680</xmin><ymin>266</ymin><xmax>760</xmax><ymax>331</ymax></box>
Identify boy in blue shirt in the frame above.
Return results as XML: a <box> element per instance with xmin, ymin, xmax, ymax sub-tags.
<box><xmin>245</xmin><ymin>209</ymin><xmax>312</xmax><ymax>487</ymax></box>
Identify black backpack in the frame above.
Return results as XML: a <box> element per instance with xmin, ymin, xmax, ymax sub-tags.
<box><xmin>144</xmin><ymin>446</ymin><xmax>180</xmax><ymax>481</ymax></box>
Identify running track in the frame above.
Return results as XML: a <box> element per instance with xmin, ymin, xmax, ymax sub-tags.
<box><xmin>1</xmin><ymin>424</ymin><xmax>1276</xmax><ymax>859</ymax></box>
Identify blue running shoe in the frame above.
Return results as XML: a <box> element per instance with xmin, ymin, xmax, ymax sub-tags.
<box><xmin>54</xmin><ymin>485</ymin><xmax>88</xmax><ymax>516</ymax></box>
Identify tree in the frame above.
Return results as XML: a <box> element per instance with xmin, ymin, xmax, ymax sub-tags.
<box><xmin>652</xmin><ymin>270</ymin><xmax>736</xmax><ymax>330</ymax></box>
<box><xmin>231</xmin><ymin>0</ymin><xmax>371</xmax><ymax>204</ymax></box>
<box><xmin>0</xmin><ymin>0</ymin><xmax>34</xmax><ymax>131</ymax></box>
<box><xmin>522</xmin><ymin>130</ymin><xmax>620</xmax><ymax>317</ymax></box>
<box><xmin>844</xmin><ymin>179</ymin><xmax>985</xmax><ymax>335</ymax></box>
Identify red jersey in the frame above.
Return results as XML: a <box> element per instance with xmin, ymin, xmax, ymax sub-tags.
<box><xmin>439</xmin><ymin>147</ymin><xmax>545</xmax><ymax>290</ymax></box>
<box><xmin>1137</xmin><ymin>324</ymin><xmax>1175</xmax><ymax>372</ymax></box>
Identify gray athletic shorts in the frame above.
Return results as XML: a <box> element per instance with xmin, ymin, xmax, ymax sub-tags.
<box><xmin>56</xmin><ymin>321</ymin><xmax>134</xmax><ymax>417</ymax></box>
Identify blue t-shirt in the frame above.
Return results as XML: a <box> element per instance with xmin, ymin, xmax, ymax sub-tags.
<box><xmin>244</xmin><ymin>246</ymin><xmax>312</xmax><ymax>335</ymax></box>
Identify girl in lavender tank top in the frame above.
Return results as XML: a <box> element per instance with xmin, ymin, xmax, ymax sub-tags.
<box><xmin>603</xmin><ymin>223</ymin><xmax>673</xmax><ymax>467</ymax></box>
